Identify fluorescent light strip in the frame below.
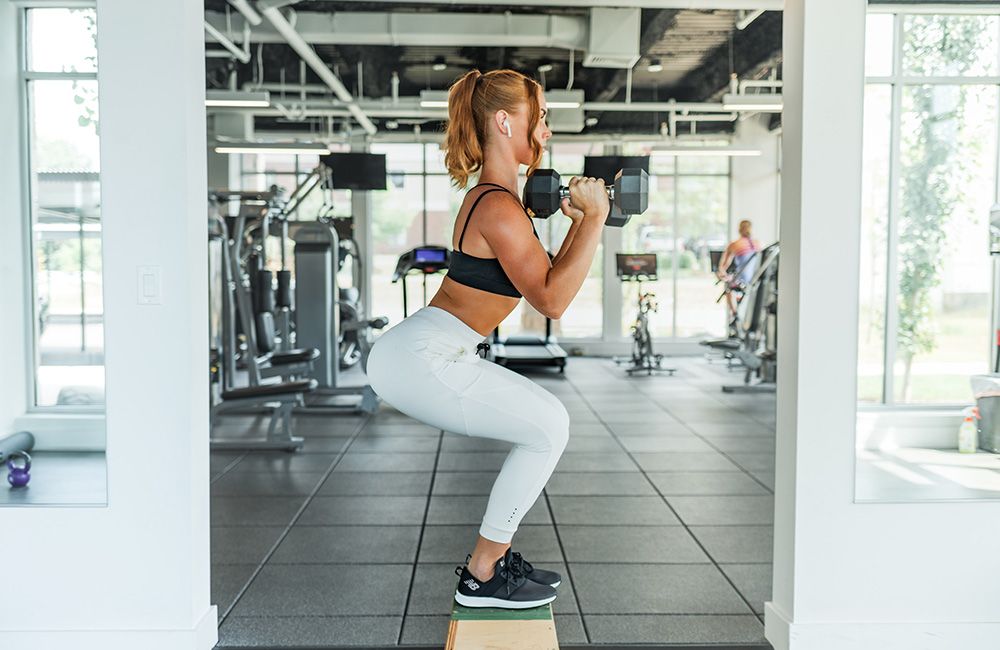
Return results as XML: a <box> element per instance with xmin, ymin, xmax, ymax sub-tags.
<box><xmin>215</xmin><ymin>145</ymin><xmax>330</xmax><ymax>155</ymax></box>
<box><xmin>205</xmin><ymin>99</ymin><xmax>271</xmax><ymax>108</ymax></box>
<box><xmin>419</xmin><ymin>100</ymin><xmax>449</xmax><ymax>108</ymax></box>
<box><xmin>722</xmin><ymin>102</ymin><xmax>783</xmax><ymax>112</ymax></box>
<box><xmin>546</xmin><ymin>101</ymin><xmax>581</xmax><ymax>109</ymax></box>
<box><xmin>652</xmin><ymin>148</ymin><xmax>762</xmax><ymax>157</ymax></box>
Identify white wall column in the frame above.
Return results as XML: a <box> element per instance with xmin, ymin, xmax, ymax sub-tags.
<box><xmin>768</xmin><ymin>2</ymin><xmax>1000</xmax><ymax>648</ymax></box>
<box><xmin>0</xmin><ymin>1</ymin><xmax>28</xmax><ymax>434</ymax></box>
<box><xmin>0</xmin><ymin>0</ymin><xmax>216</xmax><ymax>647</ymax></box>
<box><xmin>731</xmin><ymin>114</ymin><xmax>780</xmax><ymax>245</ymax></box>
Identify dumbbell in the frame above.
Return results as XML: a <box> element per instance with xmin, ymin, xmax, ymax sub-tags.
<box><xmin>523</xmin><ymin>168</ymin><xmax>649</xmax><ymax>227</ymax></box>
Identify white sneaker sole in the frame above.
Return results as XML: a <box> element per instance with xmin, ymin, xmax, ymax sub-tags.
<box><xmin>454</xmin><ymin>591</ymin><xmax>557</xmax><ymax>609</ymax></box>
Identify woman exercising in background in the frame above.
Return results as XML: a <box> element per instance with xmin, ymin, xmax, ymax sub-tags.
<box><xmin>716</xmin><ymin>219</ymin><xmax>762</xmax><ymax>317</ymax></box>
<box><xmin>366</xmin><ymin>69</ymin><xmax>608</xmax><ymax>609</ymax></box>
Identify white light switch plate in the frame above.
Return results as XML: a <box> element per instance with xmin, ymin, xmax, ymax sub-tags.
<box><xmin>137</xmin><ymin>265</ymin><xmax>161</xmax><ymax>305</ymax></box>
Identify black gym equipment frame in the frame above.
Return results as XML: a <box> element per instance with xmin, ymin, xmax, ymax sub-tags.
<box><xmin>491</xmin><ymin>315</ymin><xmax>568</xmax><ymax>374</ymax></box>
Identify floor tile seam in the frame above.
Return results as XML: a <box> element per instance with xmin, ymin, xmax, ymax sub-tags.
<box><xmin>230</xmin><ymin>560</ymin><xmax>773</xmax><ymax>567</ymax></box>
<box><xmin>217</xmin><ymin>413</ymin><xmax>373</xmax><ymax>626</ymax></box>
<box><xmin>639</xmin><ymin>396</ymin><xmax>775</xmax><ymax>496</ymax></box>
<box><xmin>210</xmin><ymin>451</ymin><xmax>250</xmax><ymax>485</ymax></box>
<box><xmin>396</xmin><ymin>429</ymin><xmax>446</xmax><ymax>646</ymax></box>
<box><xmin>250</xmin><ymin>560</ymin><xmax>736</xmax><ymax>567</ymax></box>
<box><xmin>224</xmin><ymin>612</ymin><xmax>762</xmax><ymax>618</ymax></box>
<box><xmin>564</xmin><ymin>378</ymin><xmax>765</xmax><ymax>619</ymax></box>
<box><xmin>575</xmin><ymin>611</ymin><xmax>766</xmax><ymax>617</ymax></box>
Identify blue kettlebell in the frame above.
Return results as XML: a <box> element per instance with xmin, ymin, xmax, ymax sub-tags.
<box><xmin>7</xmin><ymin>452</ymin><xmax>31</xmax><ymax>488</ymax></box>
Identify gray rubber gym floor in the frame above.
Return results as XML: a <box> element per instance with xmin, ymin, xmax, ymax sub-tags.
<box><xmin>210</xmin><ymin>357</ymin><xmax>776</xmax><ymax>649</ymax></box>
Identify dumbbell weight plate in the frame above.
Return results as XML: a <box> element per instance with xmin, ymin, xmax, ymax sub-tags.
<box><xmin>605</xmin><ymin>204</ymin><xmax>631</xmax><ymax>228</ymax></box>
<box><xmin>615</xmin><ymin>169</ymin><xmax>649</xmax><ymax>215</ymax></box>
<box><xmin>522</xmin><ymin>169</ymin><xmax>561</xmax><ymax>219</ymax></box>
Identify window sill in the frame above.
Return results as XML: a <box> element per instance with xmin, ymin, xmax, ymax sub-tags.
<box><xmin>11</xmin><ymin>412</ymin><xmax>105</xmax><ymax>452</ymax></box>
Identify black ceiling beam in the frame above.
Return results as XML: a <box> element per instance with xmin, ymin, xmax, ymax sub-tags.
<box><xmin>670</xmin><ymin>11</ymin><xmax>782</xmax><ymax>103</ymax></box>
<box><xmin>590</xmin><ymin>8</ymin><xmax>680</xmax><ymax>103</ymax></box>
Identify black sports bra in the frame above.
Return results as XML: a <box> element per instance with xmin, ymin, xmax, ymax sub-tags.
<box><xmin>446</xmin><ymin>183</ymin><xmax>539</xmax><ymax>298</ymax></box>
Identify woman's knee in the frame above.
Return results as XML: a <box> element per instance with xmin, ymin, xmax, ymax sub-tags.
<box><xmin>526</xmin><ymin>403</ymin><xmax>569</xmax><ymax>454</ymax></box>
<box><xmin>549</xmin><ymin>404</ymin><xmax>570</xmax><ymax>452</ymax></box>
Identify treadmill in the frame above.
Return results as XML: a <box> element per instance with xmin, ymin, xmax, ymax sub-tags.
<box><xmin>491</xmin><ymin>311</ymin><xmax>568</xmax><ymax>373</ymax></box>
<box><xmin>391</xmin><ymin>245</ymin><xmax>450</xmax><ymax>317</ymax></box>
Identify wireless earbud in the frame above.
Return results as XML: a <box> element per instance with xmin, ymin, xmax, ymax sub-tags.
<box><xmin>503</xmin><ymin>119</ymin><xmax>512</xmax><ymax>138</ymax></box>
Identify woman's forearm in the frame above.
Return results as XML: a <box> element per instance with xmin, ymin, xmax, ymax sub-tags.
<box><xmin>551</xmin><ymin>220</ymin><xmax>582</xmax><ymax>266</ymax></box>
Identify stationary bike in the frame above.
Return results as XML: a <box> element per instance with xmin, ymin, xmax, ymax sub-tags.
<box><xmin>614</xmin><ymin>253</ymin><xmax>676</xmax><ymax>377</ymax></box>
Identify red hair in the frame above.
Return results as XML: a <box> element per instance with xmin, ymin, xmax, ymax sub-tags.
<box><xmin>443</xmin><ymin>69</ymin><xmax>544</xmax><ymax>188</ymax></box>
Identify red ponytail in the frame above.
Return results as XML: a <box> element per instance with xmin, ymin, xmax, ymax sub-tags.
<box><xmin>443</xmin><ymin>68</ymin><xmax>543</xmax><ymax>188</ymax></box>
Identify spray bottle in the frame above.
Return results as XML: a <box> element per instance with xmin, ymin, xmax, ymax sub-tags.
<box><xmin>958</xmin><ymin>406</ymin><xmax>980</xmax><ymax>454</ymax></box>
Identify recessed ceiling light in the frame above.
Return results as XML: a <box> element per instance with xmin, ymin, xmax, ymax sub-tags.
<box><xmin>538</xmin><ymin>61</ymin><xmax>554</xmax><ymax>73</ymax></box>
<box><xmin>585</xmin><ymin>117</ymin><xmax>599</xmax><ymax>127</ymax></box>
<box><xmin>432</xmin><ymin>56</ymin><xmax>447</xmax><ymax>71</ymax></box>
<box><xmin>647</xmin><ymin>58</ymin><xmax>663</xmax><ymax>73</ymax></box>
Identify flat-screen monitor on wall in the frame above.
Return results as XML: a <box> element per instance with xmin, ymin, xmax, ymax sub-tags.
<box><xmin>583</xmin><ymin>155</ymin><xmax>650</xmax><ymax>182</ymax></box>
<box><xmin>320</xmin><ymin>153</ymin><xmax>387</xmax><ymax>190</ymax></box>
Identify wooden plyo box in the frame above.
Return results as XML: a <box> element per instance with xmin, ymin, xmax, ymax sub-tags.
<box><xmin>445</xmin><ymin>603</ymin><xmax>559</xmax><ymax>650</ymax></box>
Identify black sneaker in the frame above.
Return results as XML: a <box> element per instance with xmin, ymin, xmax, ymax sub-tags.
<box><xmin>454</xmin><ymin>550</ymin><xmax>556</xmax><ymax>609</ymax></box>
<box><xmin>466</xmin><ymin>552</ymin><xmax>562</xmax><ymax>588</ymax></box>
<box><xmin>511</xmin><ymin>551</ymin><xmax>562</xmax><ymax>588</ymax></box>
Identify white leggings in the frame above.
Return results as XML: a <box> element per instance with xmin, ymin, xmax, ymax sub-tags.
<box><xmin>366</xmin><ymin>306</ymin><xmax>569</xmax><ymax>544</ymax></box>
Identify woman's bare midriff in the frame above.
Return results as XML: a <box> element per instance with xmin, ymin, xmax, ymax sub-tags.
<box><xmin>428</xmin><ymin>278</ymin><xmax>520</xmax><ymax>338</ymax></box>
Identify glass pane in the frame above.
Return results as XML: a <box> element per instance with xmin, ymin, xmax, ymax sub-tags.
<box><xmin>425</xmin><ymin>175</ymin><xmax>463</xmax><ymax>248</ymax></box>
<box><xmin>675</xmin><ymin>176</ymin><xmax>729</xmax><ymax>338</ymax></box>
<box><xmin>27</xmin><ymin>8</ymin><xmax>97</xmax><ymax>73</ymax></box>
<box><xmin>902</xmin><ymin>14</ymin><xmax>999</xmax><ymax>77</ymax></box>
<box><xmin>372</xmin><ymin>143</ymin><xmax>424</xmax><ymax>173</ymax></box>
<box><xmin>425</xmin><ymin>143</ymin><xmax>447</xmax><ymax>174</ymax></box>
<box><xmin>865</xmin><ymin>13</ymin><xmax>895</xmax><ymax>77</ymax></box>
<box><xmin>28</xmin><ymin>80</ymin><xmax>104</xmax><ymax>407</ymax></box>
<box><xmin>371</xmin><ymin>175</ymin><xmax>426</xmax><ymax>327</ymax></box>
<box><xmin>858</xmin><ymin>84</ymin><xmax>891</xmax><ymax>403</ymax></box>
<box><xmin>554</xmin><ymin>233</ymin><xmax>602</xmax><ymax>339</ymax></box>
<box><xmin>893</xmin><ymin>84</ymin><xmax>997</xmax><ymax>404</ymax></box>
<box><xmin>678</xmin><ymin>155</ymin><xmax>729</xmax><ymax>174</ymax></box>
<box><xmin>621</xmin><ymin>175</ymin><xmax>675</xmax><ymax>338</ymax></box>
<box><xmin>551</xmin><ymin>142</ymin><xmax>596</xmax><ymax>177</ymax></box>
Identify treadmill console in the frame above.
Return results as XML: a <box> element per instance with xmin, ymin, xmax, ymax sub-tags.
<box><xmin>392</xmin><ymin>246</ymin><xmax>450</xmax><ymax>282</ymax></box>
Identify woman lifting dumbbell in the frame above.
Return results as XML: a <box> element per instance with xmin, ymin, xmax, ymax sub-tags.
<box><xmin>366</xmin><ymin>69</ymin><xmax>608</xmax><ymax>610</ymax></box>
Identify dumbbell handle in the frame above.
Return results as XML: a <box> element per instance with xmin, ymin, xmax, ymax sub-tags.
<box><xmin>557</xmin><ymin>185</ymin><xmax>616</xmax><ymax>203</ymax></box>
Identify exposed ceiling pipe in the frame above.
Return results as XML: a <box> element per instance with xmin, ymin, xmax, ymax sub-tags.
<box><xmin>253</xmin><ymin>128</ymin><xmax>739</xmax><ymax>145</ymax></box>
<box><xmin>228</xmin><ymin>0</ymin><xmax>262</xmax><ymax>26</ymax></box>
<box><xmin>585</xmin><ymin>101</ymin><xmax>732</xmax><ymax>113</ymax></box>
<box><xmin>736</xmin><ymin>9</ymin><xmax>766</xmax><ymax>30</ymax></box>
<box><xmin>328</xmin><ymin>0</ymin><xmax>781</xmax><ymax>9</ymax></box>
<box><xmin>215</xmin><ymin>94</ymin><xmax>751</xmax><ymax>117</ymax></box>
<box><xmin>739</xmin><ymin>78</ymin><xmax>782</xmax><ymax>93</ymax></box>
<box><xmin>258</xmin><ymin>5</ymin><xmax>377</xmax><ymax>135</ymax></box>
<box><xmin>204</xmin><ymin>21</ymin><xmax>251</xmax><ymax>64</ymax></box>
<box><xmin>207</xmin><ymin>10</ymin><xmax>588</xmax><ymax>50</ymax></box>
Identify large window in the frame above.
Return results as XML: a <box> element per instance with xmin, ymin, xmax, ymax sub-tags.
<box><xmin>860</xmin><ymin>11</ymin><xmax>1000</xmax><ymax>405</ymax></box>
<box><xmin>22</xmin><ymin>7</ymin><xmax>104</xmax><ymax>408</ymax></box>
<box><xmin>620</xmin><ymin>147</ymin><xmax>732</xmax><ymax>339</ymax></box>
<box><xmin>369</xmin><ymin>142</ymin><xmax>606</xmax><ymax>337</ymax></box>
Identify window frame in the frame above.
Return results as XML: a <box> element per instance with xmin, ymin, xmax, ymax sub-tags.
<box><xmin>863</xmin><ymin>7</ymin><xmax>1000</xmax><ymax>407</ymax></box>
<box><xmin>18</xmin><ymin>1</ymin><xmax>103</xmax><ymax>413</ymax></box>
